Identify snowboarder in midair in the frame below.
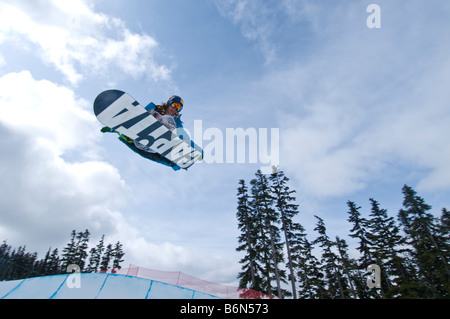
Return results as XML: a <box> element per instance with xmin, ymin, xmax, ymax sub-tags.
<box><xmin>101</xmin><ymin>95</ymin><xmax>185</xmax><ymax>168</ymax></box>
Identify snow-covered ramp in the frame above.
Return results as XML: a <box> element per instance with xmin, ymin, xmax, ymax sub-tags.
<box><xmin>0</xmin><ymin>273</ymin><xmax>220</xmax><ymax>299</ymax></box>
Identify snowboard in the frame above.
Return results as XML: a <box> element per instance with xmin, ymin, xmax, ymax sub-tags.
<box><xmin>93</xmin><ymin>89</ymin><xmax>203</xmax><ymax>170</ymax></box>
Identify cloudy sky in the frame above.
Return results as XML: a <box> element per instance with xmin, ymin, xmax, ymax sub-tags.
<box><xmin>1</xmin><ymin>0</ymin><xmax>450</xmax><ymax>286</ymax></box>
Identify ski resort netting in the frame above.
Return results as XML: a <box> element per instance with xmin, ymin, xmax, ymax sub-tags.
<box><xmin>101</xmin><ymin>264</ymin><xmax>275</xmax><ymax>299</ymax></box>
<box><xmin>0</xmin><ymin>264</ymin><xmax>275</xmax><ymax>299</ymax></box>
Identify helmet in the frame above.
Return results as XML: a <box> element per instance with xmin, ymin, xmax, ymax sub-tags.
<box><xmin>167</xmin><ymin>95</ymin><xmax>184</xmax><ymax>112</ymax></box>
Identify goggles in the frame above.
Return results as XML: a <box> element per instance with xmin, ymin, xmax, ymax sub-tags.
<box><xmin>170</xmin><ymin>102</ymin><xmax>183</xmax><ymax>112</ymax></box>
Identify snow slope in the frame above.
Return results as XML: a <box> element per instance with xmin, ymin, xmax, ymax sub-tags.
<box><xmin>0</xmin><ymin>273</ymin><xmax>221</xmax><ymax>299</ymax></box>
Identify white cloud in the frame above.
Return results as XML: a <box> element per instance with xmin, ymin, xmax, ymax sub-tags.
<box><xmin>214</xmin><ymin>0</ymin><xmax>332</xmax><ymax>65</ymax></box>
<box><xmin>0</xmin><ymin>71</ymin><xmax>98</xmax><ymax>156</ymax></box>
<box><xmin>281</xmin><ymin>0</ymin><xmax>320</xmax><ymax>23</ymax></box>
<box><xmin>253</xmin><ymin>1</ymin><xmax>450</xmax><ymax>198</ymax></box>
<box><xmin>214</xmin><ymin>0</ymin><xmax>281</xmax><ymax>64</ymax></box>
<box><xmin>0</xmin><ymin>71</ymin><xmax>128</xmax><ymax>245</ymax></box>
<box><xmin>0</xmin><ymin>0</ymin><xmax>171</xmax><ymax>85</ymax></box>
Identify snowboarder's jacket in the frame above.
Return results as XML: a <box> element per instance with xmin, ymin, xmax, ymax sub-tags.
<box><xmin>145</xmin><ymin>102</ymin><xmax>184</xmax><ymax>129</ymax></box>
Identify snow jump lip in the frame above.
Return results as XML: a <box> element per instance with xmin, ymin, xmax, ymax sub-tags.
<box><xmin>0</xmin><ymin>273</ymin><xmax>220</xmax><ymax>299</ymax></box>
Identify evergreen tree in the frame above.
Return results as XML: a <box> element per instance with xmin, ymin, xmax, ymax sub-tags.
<box><xmin>112</xmin><ymin>241</ymin><xmax>125</xmax><ymax>270</ymax></box>
<box><xmin>250</xmin><ymin>170</ymin><xmax>287</xmax><ymax>298</ymax></box>
<box><xmin>61</xmin><ymin>229</ymin><xmax>90</xmax><ymax>272</ymax></box>
<box><xmin>440</xmin><ymin>208</ymin><xmax>450</xmax><ymax>229</ymax></box>
<box><xmin>313</xmin><ymin>216</ymin><xmax>349</xmax><ymax>298</ymax></box>
<box><xmin>335</xmin><ymin>236</ymin><xmax>358</xmax><ymax>298</ymax></box>
<box><xmin>438</xmin><ymin>208</ymin><xmax>450</xmax><ymax>257</ymax></box>
<box><xmin>365</xmin><ymin>198</ymin><xmax>414</xmax><ymax>298</ymax></box>
<box><xmin>47</xmin><ymin>248</ymin><xmax>61</xmax><ymax>276</ymax></box>
<box><xmin>347</xmin><ymin>201</ymin><xmax>374</xmax><ymax>268</ymax></box>
<box><xmin>289</xmin><ymin>219</ymin><xmax>326</xmax><ymax>299</ymax></box>
<box><xmin>366</xmin><ymin>198</ymin><xmax>394</xmax><ymax>294</ymax></box>
<box><xmin>74</xmin><ymin>229</ymin><xmax>90</xmax><ymax>271</ymax></box>
<box><xmin>8</xmin><ymin>246</ymin><xmax>37</xmax><ymax>280</ymax></box>
<box><xmin>35</xmin><ymin>248</ymin><xmax>51</xmax><ymax>276</ymax></box>
<box><xmin>86</xmin><ymin>235</ymin><xmax>105</xmax><ymax>273</ymax></box>
<box><xmin>100</xmin><ymin>243</ymin><xmax>113</xmax><ymax>272</ymax></box>
<box><xmin>0</xmin><ymin>241</ymin><xmax>12</xmax><ymax>280</ymax></box>
<box><xmin>398</xmin><ymin>185</ymin><xmax>450</xmax><ymax>298</ymax></box>
<box><xmin>292</xmin><ymin>228</ymin><xmax>325</xmax><ymax>299</ymax></box>
<box><xmin>439</xmin><ymin>208</ymin><xmax>450</xmax><ymax>294</ymax></box>
<box><xmin>1</xmin><ymin>230</ymin><xmax>125</xmax><ymax>280</ymax></box>
<box><xmin>236</xmin><ymin>179</ymin><xmax>261</xmax><ymax>292</ymax></box>
<box><xmin>346</xmin><ymin>201</ymin><xmax>377</xmax><ymax>298</ymax></box>
<box><xmin>61</xmin><ymin>230</ymin><xmax>77</xmax><ymax>271</ymax></box>
<box><xmin>270</xmin><ymin>169</ymin><xmax>299</xmax><ymax>298</ymax></box>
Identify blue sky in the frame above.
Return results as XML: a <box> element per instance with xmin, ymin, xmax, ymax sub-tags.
<box><xmin>1</xmin><ymin>0</ymin><xmax>450</xmax><ymax>287</ymax></box>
